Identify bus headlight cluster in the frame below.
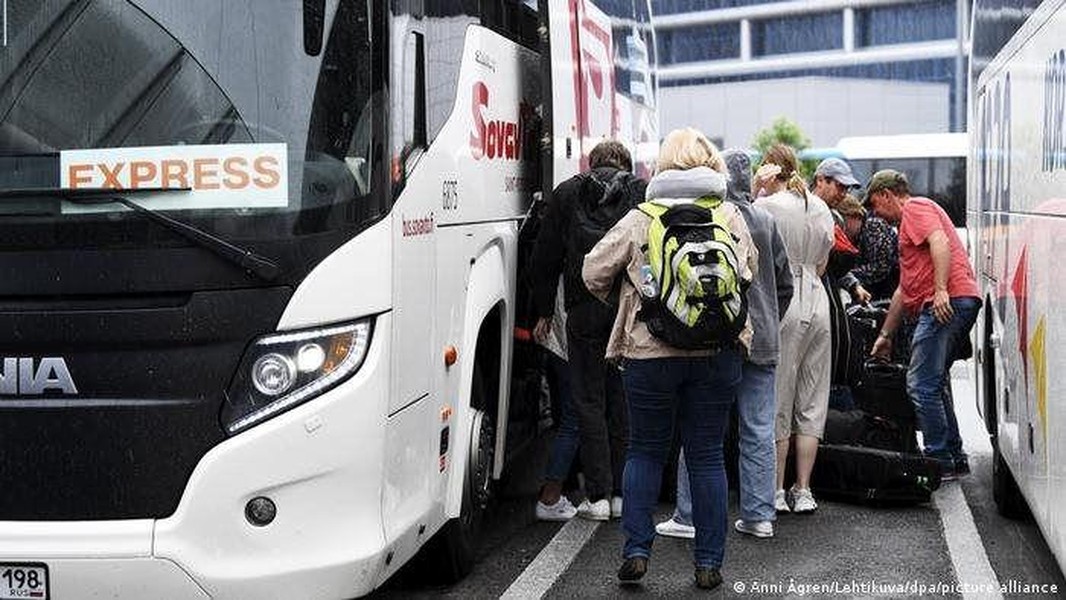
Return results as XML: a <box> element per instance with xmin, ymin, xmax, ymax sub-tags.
<box><xmin>222</xmin><ymin>319</ymin><xmax>373</xmax><ymax>434</ymax></box>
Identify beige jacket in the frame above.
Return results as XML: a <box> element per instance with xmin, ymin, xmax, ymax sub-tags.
<box><xmin>581</xmin><ymin>167</ymin><xmax>758</xmax><ymax>360</ymax></box>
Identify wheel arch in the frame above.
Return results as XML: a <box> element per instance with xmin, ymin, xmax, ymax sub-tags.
<box><xmin>445</xmin><ymin>239</ymin><xmax>513</xmax><ymax>518</ymax></box>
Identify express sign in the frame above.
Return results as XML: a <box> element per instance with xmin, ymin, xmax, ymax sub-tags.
<box><xmin>59</xmin><ymin>143</ymin><xmax>289</xmax><ymax>210</ymax></box>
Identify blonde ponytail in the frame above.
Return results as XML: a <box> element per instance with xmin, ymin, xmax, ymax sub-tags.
<box><xmin>761</xmin><ymin>143</ymin><xmax>808</xmax><ymax>205</ymax></box>
<box><xmin>786</xmin><ymin>171</ymin><xmax>807</xmax><ymax>201</ymax></box>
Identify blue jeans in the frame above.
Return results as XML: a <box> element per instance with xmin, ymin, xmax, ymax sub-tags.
<box><xmin>544</xmin><ymin>353</ymin><xmax>580</xmax><ymax>482</ymax></box>
<box><xmin>621</xmin><ymin>350</ymin><xmax>740</xmax><ymax>569</ymax></box>
<box><xmin>907</xmin><ymin>297</ymin><xmax>981</xmax><ymax>470</ymax></box>
<box><xmin>674</xmin><ymin>362</ymin><xmax>776</xmax><ymax>525</ymax></box>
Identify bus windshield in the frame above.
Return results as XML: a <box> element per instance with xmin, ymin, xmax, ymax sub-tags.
<box><xmin>0</xmin><ymin>0</ymin><xmax>383</xmax><ymax>279</ymax></box>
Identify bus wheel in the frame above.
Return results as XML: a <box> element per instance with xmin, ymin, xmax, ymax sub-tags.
<box><xmin>434</xmin><ymin>381</ymin><xmax>495</xmax><ymax>581</ymax></box>
<box><xmin>992</xmin><ymin>438</ymin><xmax>1030</xmax><ymax>519</ymax></box>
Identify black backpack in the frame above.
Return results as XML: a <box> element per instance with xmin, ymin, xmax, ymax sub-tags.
<box><xmin>569</xmin><ymin>171</ymin><xmax>638</xmax><ymax>255</ymax></box>
<box><xmin>565</xmin><ymin>170</ymin><xmax>641</xmax><ymax>303</ymax></box>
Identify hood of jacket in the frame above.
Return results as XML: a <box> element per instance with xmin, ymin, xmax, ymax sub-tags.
<box><xmin>722</xmin><ymin>148</ymin><xmax>753</xmax><ymax>205</ymax></box>
<box><xmin>645</xmin><ymin>166</ymin><xmax>727</xmax><ymax>205</ymax></box>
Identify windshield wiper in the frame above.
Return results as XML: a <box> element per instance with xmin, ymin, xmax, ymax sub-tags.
<box><xmin>0</xmin><ymin>187</ymin><xmax>280</xmax><ymax>281</ymax></box>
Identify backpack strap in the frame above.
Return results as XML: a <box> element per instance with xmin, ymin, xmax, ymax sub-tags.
<box><xmin>636</xmin><ymin>201</ymin><xmax>671</xmax><ymax>298</ymax></box>
<box><xmin>693</xmin><ymin>195</ymin><xmax>723</xmax><ymax>210</ymax></box>
<box><xmin>636</xmin><ymin>200</ymin><xmax>666</xmax><ymax>219</ymax></box>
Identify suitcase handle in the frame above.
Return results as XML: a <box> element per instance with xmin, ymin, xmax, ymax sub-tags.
<box><xmin>863</xmin><ymin>358</ymin><xmax>907</xmax><ymax>374</ymax></box>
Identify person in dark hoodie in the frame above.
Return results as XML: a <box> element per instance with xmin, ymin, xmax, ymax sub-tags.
<box><xmin>655</xmin><ymin>148</ymin><xmax>794</xmax><ymax>540</ymax></box>
<box><xmin>531</xmin><ymin>140</ymin><xmax>646</xmax><ymax>521</ymax></box>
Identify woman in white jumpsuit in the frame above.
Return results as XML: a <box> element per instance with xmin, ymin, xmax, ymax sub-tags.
<box><xmin>754</xmin><ymin>144</ymin><xmax>834</xmax><ymax>515</ymax></box>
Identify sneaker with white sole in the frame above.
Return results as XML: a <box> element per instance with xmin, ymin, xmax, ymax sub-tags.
<box><xmin>791</xmin><ymin>487</ymin><xmax>818</xmax><ymax>514</ymax></box>
<box><xmin>774</xmin><ymin>489</ymin><xmax>791</xmax><ymax>513</ymax></box>
<box><xmin>610</xmin><ymin>496</ymin><xmax>623</xmax><ymax>519</ymax></box>
<box><xmin>655</xmin><ymin>517</ymin><xmax>695</xmax><ymax>539</ymax></box>
<box><xmin>535</xmin><ymin>496</ymin><xmax>577</xmax><ymax>521</ymax></box>
<box><xmin>734</xmin><ymin>519</ymin><xmax>774</xmax><ymax>538</ymax></box>
<box><xmin>576</xmin><ymin>498</ymin><xmax>610</xmax><ymax>521</ymax></box>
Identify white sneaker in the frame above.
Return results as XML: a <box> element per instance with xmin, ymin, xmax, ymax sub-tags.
<box><xmin>774</xmin><ymin>489</ymin><xmax>791</xmax><ymax>513</ymax></box>
<box><xmin>734</xmin><ymin>519</ymin><xmax>774</xmax><ymax>538</ymax></box>
<box><xmin>535</xmin><ymin>496</ymin><xmax>577</xmax><ymax>521</ymax></box>
<box><xmin>655</xmin><ymin>517</ymin><xmax>695</xmax><ymax>539</ymax></box>
<box><xmin>791</xmin><ymin>487</ymin><xmax>818</xmax><ymax>514</ymax></box>
<box><xmin>610</xmin><ymin>496</ymin><xmax>623</xmax><ymax>519</ymax></box>
<box><xmin>576</xmin><ymin>498</ymin><xmax>610</xmax><ymax>521</ymax></box>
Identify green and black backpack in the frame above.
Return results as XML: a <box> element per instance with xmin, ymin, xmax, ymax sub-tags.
<box><xmin>636</xmin><ymin>197</ymin><xmax>748</xmax><ymax>350</ymax></box>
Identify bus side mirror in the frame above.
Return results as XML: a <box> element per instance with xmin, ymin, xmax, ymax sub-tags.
<box><xmin>303</xmin><ymin>0</ymin><xmax>326</xmax><ymax>57</ymax></box>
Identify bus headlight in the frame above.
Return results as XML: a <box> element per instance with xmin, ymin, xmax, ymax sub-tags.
<box><xmin>222</xmin><ymin>319</ymin><xmax>373</xmax><ymax>434</ymax></box>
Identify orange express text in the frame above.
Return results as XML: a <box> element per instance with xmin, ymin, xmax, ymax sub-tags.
<box><xmin>66</xmin><ymin>155</ymin><xmax>281</xmax><ymax>190</ymax></box>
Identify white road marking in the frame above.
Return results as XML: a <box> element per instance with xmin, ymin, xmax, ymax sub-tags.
<box><xmin>934</xmin><ymin>361</ymin><xmax>1003</xmax><ymax>599</ymax></box>
<box><xmin>935</xmin><ymin>483</ymin><xmax>1003</xmax><ymax>599</ymax></box>
<box><xmin>500</xmin><ymin>518</ymin><xmax>601</xmax><ymax>600</ymax></box>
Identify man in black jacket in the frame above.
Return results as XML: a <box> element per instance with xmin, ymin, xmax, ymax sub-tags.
<box><xmin>532</xmin><ymin>140</ymin><xmax>645</xmax><ymax>521</ymax></box>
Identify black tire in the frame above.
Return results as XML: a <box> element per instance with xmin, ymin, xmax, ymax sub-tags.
<box><xmin>431</xmin><ymin>372</ymin><xmax>495</xmax><ymax>582</ymax></box>
<box><xmin>992</xmin><ymin>437</ymin><xmax>1030</xmax><ymax>519</ymax></box>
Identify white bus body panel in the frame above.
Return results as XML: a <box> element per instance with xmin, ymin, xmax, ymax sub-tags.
<box><xmin>277</xmin><ymin>217</ymin><xmax>393</xmax><ymax>330</ymax></box>
<box><xmin>836</xmin><ymin>132</ymin><xmax>967</xmax><ymax>159</ymax></box>
<box><xmin>547</xmin><ymin>0</ymin><xmax>658</xmax><ymax>182</ymax></box>
<box><xmin>970</xmin><ymin>0</ymin><xmax>1066</xmax><ymax>573</ymax></box>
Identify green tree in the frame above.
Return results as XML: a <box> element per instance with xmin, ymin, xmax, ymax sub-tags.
<box><xmin>751</xmin><ymin>117</ymin><xmax>816</xmax><ymax>178</ymax></box>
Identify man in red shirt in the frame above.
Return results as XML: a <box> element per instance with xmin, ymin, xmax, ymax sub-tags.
<box><xmin>866</xmin><ymin>170</ymin><xmax>981</xmax><ymax>480</ymax></box>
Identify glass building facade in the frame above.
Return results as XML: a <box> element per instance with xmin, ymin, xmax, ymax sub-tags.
<box><xmin>655</xmin><ymin>0</ymin><xmax>968</xmax><ymax>130</ymax></box>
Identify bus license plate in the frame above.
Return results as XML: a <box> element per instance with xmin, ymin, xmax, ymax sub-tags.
<box><xmin>0</xmin><ymin>564</ymin><xmax>48</xmax><ymax>599</ymax></box>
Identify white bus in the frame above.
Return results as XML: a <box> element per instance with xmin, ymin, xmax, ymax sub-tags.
<box><xmin>0</xmin><ymin>1</ymin><xmax>656</xmax><ymax>598</ymax></box>
<box><xmin>968</xmin><ymin>0</ymin><xmax>1065</xmax><ymax>573</ymax></box>
<box><xmin>801</xmin><ymin>132</ymin><xmax>968</xmax><ymax>226</ymax></box>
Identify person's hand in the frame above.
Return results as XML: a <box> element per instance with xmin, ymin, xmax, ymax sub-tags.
<box><xmin>533</xmin><ymin>317</ymin><xmax>552</xmax><ymax>342</ymax></box>
<box><xmin>871</xmin><ymin>334</ymin><xmax>892</xmax><ymax>360</ymax></box>
<box><xmin>752</xmin><ymin>164</ymin><xmax>781</xmax><ymax>197</ymax></box>
<box><xmin>932</xmin><ymin>290</ymin><xmax>953</xmax><ymax>324</ymax></box>
<box><xmin>852</xmin><ymin>284</ymin><xmax>872</xmax><ymax>305</ymax></box>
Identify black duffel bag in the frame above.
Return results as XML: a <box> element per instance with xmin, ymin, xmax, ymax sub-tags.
<box><xmin>811</xmin><ymin>443</ymin><xmax>942</xmax><ymax>505</ymax></box>
<box><xmin>823</xmin><ymin>408</ymin><xmax>915</xmax><ymax>452</ymax></box>
<box><xmin>852</xmin><ymin>360</ymin><xmax>919</xmax><ymax>453</ymax></box>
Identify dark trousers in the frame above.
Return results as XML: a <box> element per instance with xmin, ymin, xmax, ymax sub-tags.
<box><xmin>566</xmin><ymin>301</ymin><xmax>627</xmax><ymax>500</ymax></box>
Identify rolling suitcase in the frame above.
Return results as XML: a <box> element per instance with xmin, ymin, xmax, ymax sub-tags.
<box><xmin>811</xmin><ymin>444</ymin><xmax>942</xmax><ymax>505</ymax></box>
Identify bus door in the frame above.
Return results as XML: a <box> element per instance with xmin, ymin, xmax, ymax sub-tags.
<box><xmin>385</xmin><ymin>7</ymin><xmax>440</xmax><ymax>534</ymax></box>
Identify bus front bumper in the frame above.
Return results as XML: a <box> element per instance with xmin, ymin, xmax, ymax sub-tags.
<box><xmin>0</xmin><ymin>314</ymin><xmax>397</xmax><ymax>599</ymax></box>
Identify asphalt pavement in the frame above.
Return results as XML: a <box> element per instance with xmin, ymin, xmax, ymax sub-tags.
<box><xmin>371</xmin><ymin>360</ymin><xmax>1066</xmax><ymax>599</ymax></box>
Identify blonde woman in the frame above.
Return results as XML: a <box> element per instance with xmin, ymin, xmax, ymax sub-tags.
<box><xmin>754</xmin><ymin>144</ymin><xmax>834</xmax><ymax>514</ymax></box>
<box><xmin>582</xmin><ymin>128</ymin><xmax>757</xmax><ymax>590</ymax></box>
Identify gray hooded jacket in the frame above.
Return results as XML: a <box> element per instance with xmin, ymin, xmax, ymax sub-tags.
<box><xmin>723</xmin><ymin>149</ymin><xmax>794</xmax><ymax>365</ymax></box>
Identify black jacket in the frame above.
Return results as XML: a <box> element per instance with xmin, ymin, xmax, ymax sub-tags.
<box><xmin>531</xmin><ymin>167</ymin><xmax>646</xmax><ymax>318</ymax></box>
